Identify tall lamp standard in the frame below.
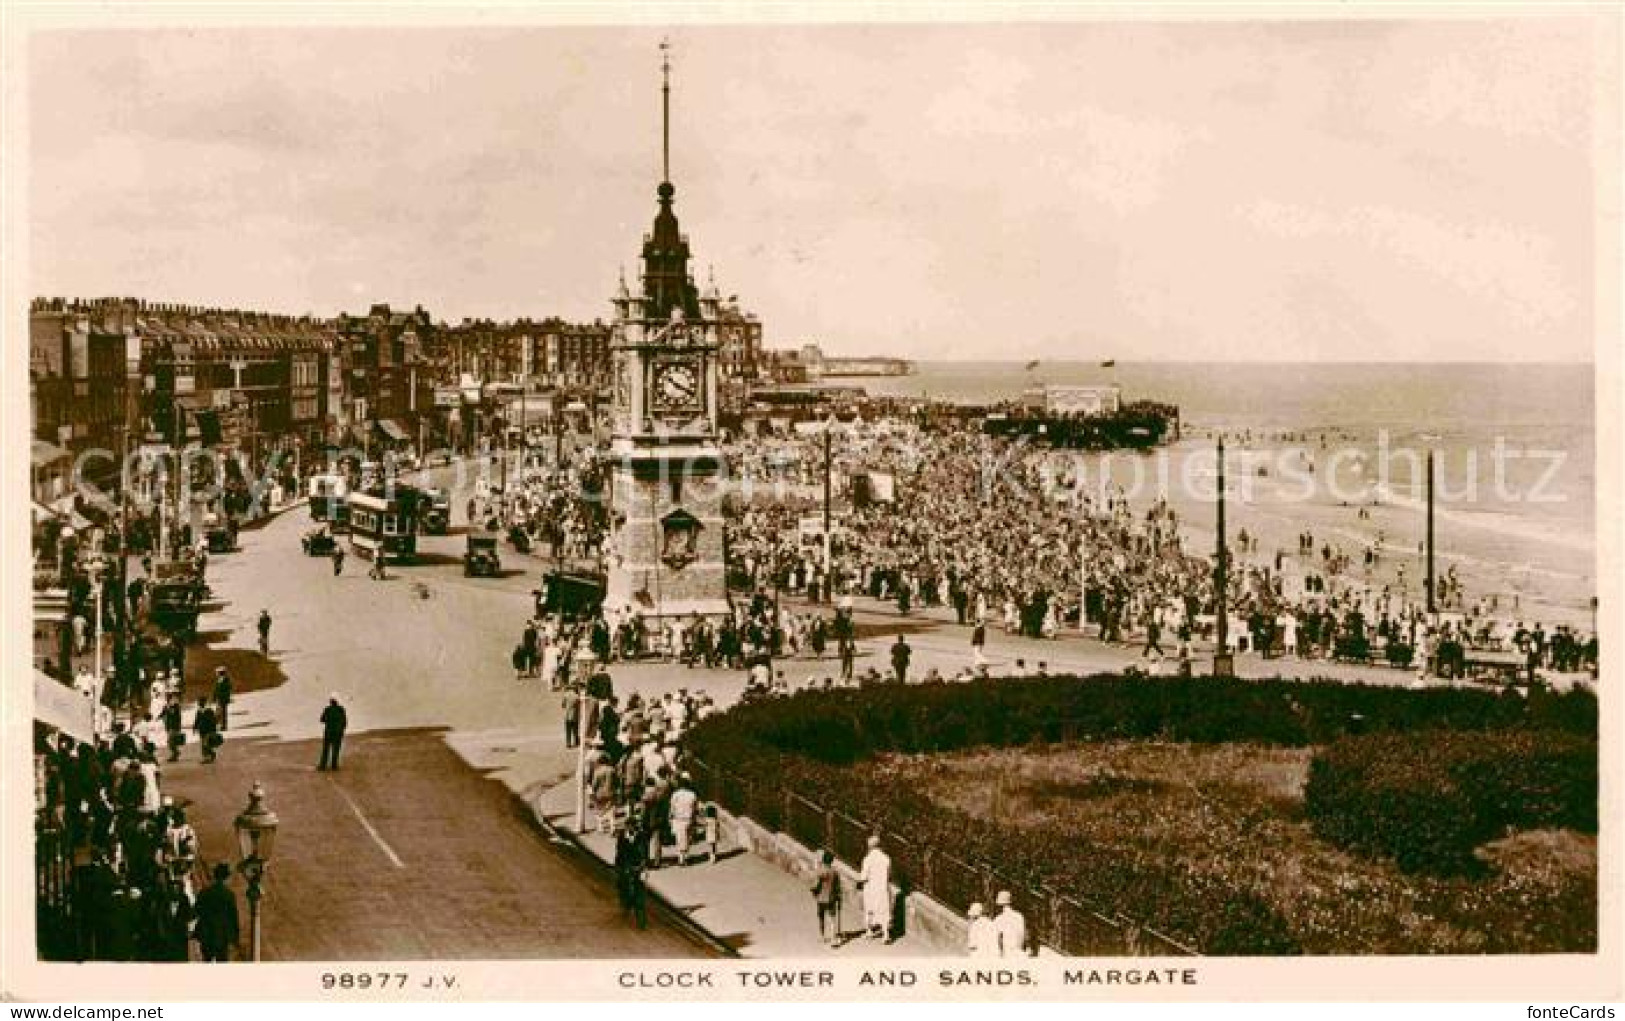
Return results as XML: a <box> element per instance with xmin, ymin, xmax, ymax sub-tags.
<box><xmin>1212</xmin><ymin>436</ymin><xmax>1234</xmax><ymax>678</ymax></box>
<box><xmin>822</xmin><ymin>414</ymin><xmax>835</xmax><ymax>604</ymax></box>
<box><xmin>232</xmin><ymin>782</ymin><xmax>280</xmax><ymax>962</ymax></box>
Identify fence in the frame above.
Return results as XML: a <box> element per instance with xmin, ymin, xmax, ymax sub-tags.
<box><xmin>686</xmin><ymin>757</ymin><xmax>1198</xmax><ymax>957</ymax></box>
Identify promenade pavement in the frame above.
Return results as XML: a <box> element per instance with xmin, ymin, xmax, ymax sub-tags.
<box><xmin>531</xmin><ymin>782</ymin><xmax>933</xmax><ymax>957</ymax></box>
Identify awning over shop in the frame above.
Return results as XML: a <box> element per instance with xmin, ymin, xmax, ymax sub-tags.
<box><xmin>35</xmin><ymin>670</ymin><xmax>95</xmax><ymax>742</ymax></box>
<box><xmin>32</xmin><ymin>500</ymin><xmax>91</xmax><ymax>530</ymax></box>
<box><xmin>31</xmin><ymin>439</ymin><xmax>72</xmax><ymax>468</ymax></box>
<box><xmin>376</xmin><ymin>419</ymin><xmax>411</xmax><ymax>441</ymax></box>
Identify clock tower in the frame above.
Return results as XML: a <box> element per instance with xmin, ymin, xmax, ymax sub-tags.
<box><xmin>604</xmin><ymin>42</ymin><xmax>731</xmax><ymax>621</ymax></box>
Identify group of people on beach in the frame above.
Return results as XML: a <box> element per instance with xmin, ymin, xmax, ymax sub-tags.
<box><xmin>719</xmin><ymin>419</ymin><xmax>1598</xmax><ymax>680</ymax></box>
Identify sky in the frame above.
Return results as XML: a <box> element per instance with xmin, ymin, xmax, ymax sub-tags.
<box><xmin>24</xmin><ymin>17</ymin><xmax>1608</xmax><ymax>362</ymax></box>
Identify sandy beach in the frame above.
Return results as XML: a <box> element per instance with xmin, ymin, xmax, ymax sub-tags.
<box><xmin>1041</xmin><ymin>436</ymin><xmax>1594</xmax><ymax>630</ymax></box>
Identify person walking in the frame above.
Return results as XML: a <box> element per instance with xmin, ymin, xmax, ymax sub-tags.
<box><xmin>256</xmin><ymin>609</ymin><xmax>272</xmax><ymax>656</ymax></box>
<box><xmin>994</xmin><ymin>890</ymin><xmax>1028</xmax><ymax>957</ymax></box>
<box><xmin>318</xmin><ymin>694</ymin><xmax>348</xmax><ymax>771</ymax></box>
<box><xmin>858</xmin><ymin>835</ymin><xmax>892</xmax><ymax>941</ymax></box>
<box><xmin>161</xmin><ymin>697</ymin><xmax>185</xmax><ymax>763</ymax></box>
<box><xmin>562</xmin><ymin>686</ymin><xmax>581</xmax><ymax>748</ymax></box>
<box><xmin>890</xmin><ymin>635</ymin><xmax>912</xmax><ymax>685</ymax></box>
<box><xmin>193</xmin><ymin>864</ymin><xmax>240</xmax><ymax>962</ymax></box>
<box><xmin>1141</xmin><ymin>610</ymin><xmax>1165</xmax><ymax>661</ymax></box>
<box><xmin>702</xmin><ymin>803</ymin><xmax>720</xmax><ymax>863</ymax></box>
<box><xmin>212</xmin><ymin>667</ymin><xmax>234</xmax><ymax>731</ymax></box>
<box><xmin>589</xmin><ymin>753</ymin><xmax>617</xmax><ymax>834</ymax></box>
<box><xmin>331</xmin><ymin>545</ymin><xmax>345</xmax><ymax>576</ymax></box>
<box><xmin>810</xmin><ymin>849</ymin><xmax>842</xmax><ymax>946</ymax></box>
<box><xmin>966</xmin><ymin>902</ymin><xmax>998</xmax><ymax>958</ymax></box>
<box><xmin>669</xmin><ymin>774</ymin><xmax>698</xmax><ymax>866</ymax></box>
<box><xmin>614</xmin><ymin>818</ymin><xmax>650</xmax><ymax>929</ymax></box>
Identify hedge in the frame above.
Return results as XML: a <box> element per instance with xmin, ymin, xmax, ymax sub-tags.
<box><xmin>700</xmin><ymin>675</ymin><xmax>1594</xmax><ymax>765</ymax></box>
<box><xmin>683</xmin><ymin>674</ymin><xmax>1596</xmax><ymax>953</ymax></box>
<box><xmin>1304</xmin><ymin>729</ymin><xmax>1598</xmax><ymax>875</ymax></box>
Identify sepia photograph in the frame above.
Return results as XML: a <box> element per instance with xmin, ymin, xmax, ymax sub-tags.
<box><xmin>3</xmin><ymin>2</ymin><xmax>1620</xmax><ymax>1006</ymax></box>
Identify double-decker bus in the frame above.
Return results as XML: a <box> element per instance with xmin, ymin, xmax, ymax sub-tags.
<box><xmin>346</xmin><ymin>485</ymin><xmax>424</xmax><ymax>562</ymax></box>
<box><xmin>308</xmin><ymin>473</ymin><xmax>351</xmax><ymax>528</ymax></box>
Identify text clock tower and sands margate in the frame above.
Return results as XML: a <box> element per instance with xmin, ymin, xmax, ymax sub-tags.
<box><xmin>604</xmin><ymin>42</ymin><xmax>731</xmax><ymax>620</ymax></box>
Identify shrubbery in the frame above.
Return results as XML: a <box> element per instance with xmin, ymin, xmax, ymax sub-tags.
<box><xmin>695</xmin><ymin>674</ymin><xmax>1594</xmax><ymax>764</ymax></box>
<box><xmin>683</xmin><ymin>674</ymin><xmax>1597</xmax><ymax>953</ymax></box>
<box><xmin>1304</xmin><ymin>729</ymin><xmax>1597</xmax><ymax>874</ymax></box>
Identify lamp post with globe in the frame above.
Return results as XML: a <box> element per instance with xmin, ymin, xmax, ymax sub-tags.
<box><xmin>232</xmin><ymin>782</ymin><xmax>280</xmax><ymax>962</ymax></box>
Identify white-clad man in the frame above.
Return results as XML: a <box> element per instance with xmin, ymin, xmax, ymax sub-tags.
<box><xmin>966</xmin><ymin>902</ymin><xmax>998</xmax><ymax>958</ymax></box>
<box><xmin>668</xmin><ymin>775</ymin><xmax>699</xmax><ymax>866</ymax></box>
<box><xmin>994</xmin><ymin>890</ymin><xmax>1028</xmax><ymax>957</ymax></box>
<box><xmin>858</xmin><ymin>835</ymin><xmax>892</xmax><ymax>941</ymax></box>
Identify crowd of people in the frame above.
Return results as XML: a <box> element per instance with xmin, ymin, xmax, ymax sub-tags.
<box><xmin>33</xmin><ymin>720</ymin><xmax>241</xmax><ymax>962</ymax></box>
<box><xmin>576</xmin><ymin>680</ymin><xmax>723</xmax><ymax>929</ymax></box>
<box><xmin>719</xmin><ymin>420</ymin><xmax>1600</xmax><ymax>683</ymax></box>
<box><xmin>34</xmin><ymin>505</ymin><xmax>257</xmax><ymax>962</ymax></box>
<box><xmin>472</xmin><ymin>453</ymin><xmax>610</xmax><ymax>563</ymax></box>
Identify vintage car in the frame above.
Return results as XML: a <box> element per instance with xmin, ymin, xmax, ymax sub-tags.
<box><xmin>421</xmin><ymin>488</ymin><xmax>452</xmax><ymax>535</ymax></box>
<box><xmin>464</xmin><ymin>533</ymin><xmax>502</xmax><ymax>577</ymax></box>
<box><xmin>302</xmin><ymin>528</ymin><xmax>338</xmax><ymax>557</ymax></box>
<box><xmin>538</xmin><ymin>569</ymin><xmax>606</xmax><ymax>622</ymax></box>
<box><xmin>146</xmin><ymin>580</ymin><xmax>202</xmax><ymax>641</ymax></box>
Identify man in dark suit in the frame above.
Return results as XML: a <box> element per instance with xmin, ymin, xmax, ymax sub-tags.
<box><xmin>193</xmin><ymin>699</ymin><xmax>221</xmax><ymax>764</ymax></box>
<box><xmin>319</xmin><ymin>694</ymin><xmax>348</xmax><ymax>771</ymax></box>
<box><xmin>614</xmin><ymin>816</ymin><xmax>649</xmax><ymax>929</ymax></box>
<box><xmin>890</xmin><ymin>634</ymin><xmax>912</xmax><ymax>685</ymax></box>
<box><xmin>193</xmin><ymin>864</ymin><xmax>240</xmax><ymax>962</ymax></box>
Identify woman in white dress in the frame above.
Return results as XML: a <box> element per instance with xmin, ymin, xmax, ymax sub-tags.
<box><xmin>138</xmin><ymin>754</ymin><xmax>163</xmax><ymax>815</ymax></box>
<box><xmin>540</xmin><ymin>639</ymin><xmax>561</xmax><ymax>690</ymax></box>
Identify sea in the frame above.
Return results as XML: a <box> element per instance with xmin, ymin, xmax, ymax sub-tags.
<box><xmin>833</xmin><ymin>361</ymin><xmax>1599</xmax><ymax>626</ymax></box>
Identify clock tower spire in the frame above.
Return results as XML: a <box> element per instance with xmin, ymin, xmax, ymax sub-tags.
<box><xmin>642</xmin><ymin>38</ymin><xmax>701</xmax><ymax>323</ymax></box>
<box><xmin>661</xmin><ymin>36</ymin><xmax>671</xmax><ymax>184</ymax></box>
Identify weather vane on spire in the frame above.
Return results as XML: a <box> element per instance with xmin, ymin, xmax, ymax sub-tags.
<box><xmin>660</xmin><ymin>37</ymin><xmax>672</xmax><ymax>183</ymax></box>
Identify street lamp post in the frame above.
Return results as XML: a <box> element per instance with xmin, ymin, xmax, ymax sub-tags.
<box><xmin>232</xmin><ymin>782</ymin><xmax>280</xmax><ymax>962</ymax></box>
<box><xmin>1213</xmin><ymin>436</ymin><xmax>1234</xmax><ymax>678</ymax></box>
<box><xmin>822</xmin><ymin>415</ymin><xmax>834</xmax><ymax>604</ymax></box>
<box><xmin>91</xmin><ymin>563</ymin><xmax>105</xmax><ymax>682</ymax></box>
<box><xmin>575</xmin><ymin>685</ymin><xmax>591</xmax><ymax>832</ymax></box>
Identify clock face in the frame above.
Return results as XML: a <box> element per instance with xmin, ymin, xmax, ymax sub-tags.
<box><xmin>652</xmin><ymin>361</ymin><xmax>701</xmax><ymax>412</ymax></box>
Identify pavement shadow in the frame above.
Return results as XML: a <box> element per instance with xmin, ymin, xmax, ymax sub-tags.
<box><xmin>853</xmin><ymin>620</ymin><xmax>940</xmax><ymax>641</ymax></box>
<box><xmin>407</xmin><ymin>552</ymin><xmax>464</xmax><ymax>568</ymax></box>
<box><xmin>182</xmin><ymin>646</ymin><xmax>290</xmax><ymax>700</ymax></box>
